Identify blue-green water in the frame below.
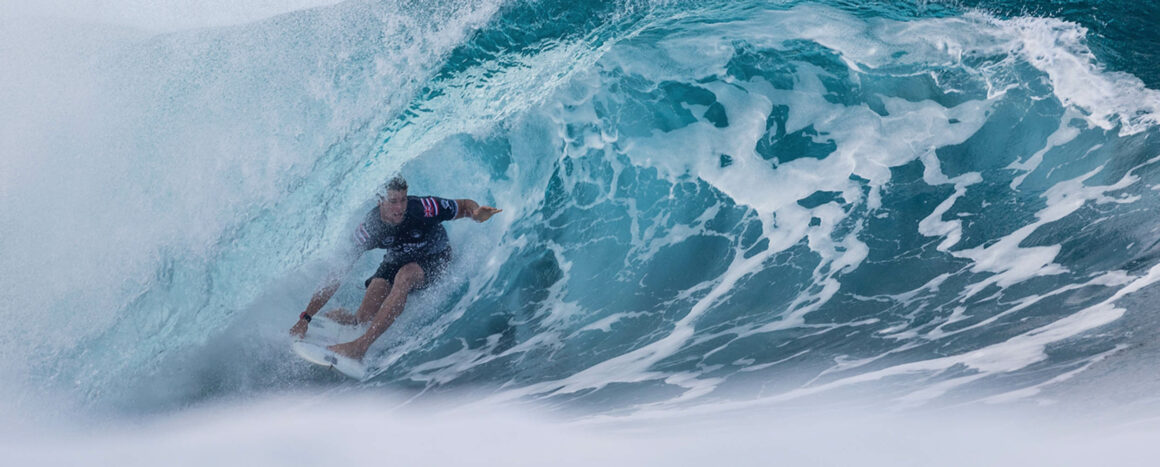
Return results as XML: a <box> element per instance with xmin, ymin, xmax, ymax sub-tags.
<box><xmin>3</xmin><ymin>0</ymin><xmax>1160</xmax><ymax>460</ymax></box>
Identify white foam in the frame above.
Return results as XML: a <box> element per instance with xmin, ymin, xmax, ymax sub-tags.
<box><xmin>577</xmin><ymin>312</ymin><xmax>650</xmax><ymax>334</ymax></box>
<box><xmin>925</xmin><ymin>270</ymin><xmax>1134</xmax><ymax>341</ymax></box>
<box><xmin>9</xmin><ymin>393</ymin><xmax>1160</xmax><ymax>467</ymax></box>
<box><xmin>956</xmin><ymin>166</ymin><xmax>1138</xmax><ymax>297</ymax></box>
<box><xmin>917</xmin><ymin>150</ymin><xmax>983</xmax><ymax>252</ymax></box>
<box><xmin>1007</xmin><ymin>113</ymin><xmax>1083</xmax><ymax>189</ymax></box>
<box><xmin>1004</xmin><ymin>15</ymin><xmax>1160</xmax><ymax>135</ymax></box>
<box><xmin>717</xmin><ymin>262</ymin><xmax>1160</xmax><ymax>411</ymax></box>
<box><xmin>804</xmin><ymin>6</ymin><xmax>1160</xmax><ymax>136</ymax></box>
<box><xmin>983</xmin><ymin>344</ymin><xmax>1126</xmax><ymax>405</ymax></box>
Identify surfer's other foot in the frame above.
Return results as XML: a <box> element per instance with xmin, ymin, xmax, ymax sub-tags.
<box><xmin>327</xmin><ymin>341</ymin><xmax>367</xmax><ymax>361</ymax></box>
<box><xmin>323</xmin><ymin>308</ymin><xmax>359</xmax><ymax>325</ymax></box>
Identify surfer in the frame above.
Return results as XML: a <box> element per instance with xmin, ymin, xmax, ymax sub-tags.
<box><xmin>290</xmin><ymin>175</ymin><xmax>501</xmax><ymax>360</ymax></box>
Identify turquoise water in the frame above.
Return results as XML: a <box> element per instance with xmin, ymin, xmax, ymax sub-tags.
<box><xmin>3</xmin><ymin>0</ymin><xmax>1160</xmax><ymax>450</ymax></box>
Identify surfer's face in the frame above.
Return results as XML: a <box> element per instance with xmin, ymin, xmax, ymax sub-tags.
<box><xmin>379</xmin><ymin>189</ymin><xmax>407</xmax><ymax>225</ymax></box>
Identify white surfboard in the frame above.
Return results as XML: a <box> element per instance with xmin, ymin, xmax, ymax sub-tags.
<box><xmin>292</xmin><ymin>340</ymin><xmax>370</xmax><ymax>380</ymax></box>
<box><xmin>298</xmin><ymin>315</ymin><xmax>366</xmax><ymax>344</ymax></box>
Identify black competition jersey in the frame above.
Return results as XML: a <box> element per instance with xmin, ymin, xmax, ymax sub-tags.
<box><xmin>352</xmin><ymin>195</ymin><xmax>458</xmax><ymax>261</ymax></box>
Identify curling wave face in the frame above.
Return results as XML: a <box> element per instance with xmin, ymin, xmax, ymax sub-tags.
<box><xmin>380</xmin><ymin>2</ymin><xmax>1160</xmax><ymax>412</ymax></box>
<box><xmin>3</xmin><ymin>0</ymin><xmax>1160</xmax><ymax>416</ymax></box>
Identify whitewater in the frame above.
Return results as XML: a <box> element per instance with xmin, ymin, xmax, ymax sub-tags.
<box><xmin>3</xmin><ymin>0</ymin><xmax>1160</xmax><ymax>464</ymax></box>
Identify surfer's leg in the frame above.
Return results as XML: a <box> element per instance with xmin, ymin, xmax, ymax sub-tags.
<box><xmin>324</xmin><ymin>279</ymin><xmax>391</xmax><ymax>324</ymax></box>
<box><xmin>330</xmin><ymin>263</ymin><xmax>424</xmax><ymax>360</ymax></box>
<box><xmin>341</xmin><ymin>259</ymin><xmax>406</xmax><ymax>324</ymax></box>
<box><xmin>352</xmin><ymin>278</ymin><xmax>392</xmax><ymax>324</ymax></box>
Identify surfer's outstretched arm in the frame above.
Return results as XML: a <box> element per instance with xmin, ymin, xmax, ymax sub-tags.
<box><xmin>454</xmin><ymin>199</ymin><xmax>502</xmax><ymax>222</ymax></box>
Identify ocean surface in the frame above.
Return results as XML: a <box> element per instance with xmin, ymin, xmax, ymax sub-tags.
<box><xmin>3</xmin><ymin>0</ymin><xmax>1160</xmax><ymax>464</ymax></box>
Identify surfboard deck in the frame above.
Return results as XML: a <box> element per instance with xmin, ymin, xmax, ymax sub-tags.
<box><xmin>299</xmin><ymin>315</ymin><xmax>366</xmax><ymax>344</ymax></box>
<box><xmin>292</xmin><ymin>340</ymin><xmax>370</xmax><ymax>381</ymax></box>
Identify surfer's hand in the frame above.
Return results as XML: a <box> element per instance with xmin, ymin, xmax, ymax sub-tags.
<box><xmin>290</xmin><ymin>319</ymin><xmax>309</xmax><ymax>338</ymax></box>
<box><xmin>472</xmin><ymin>206</ymin><xmax>502</xmax><ymax>223</ymax></box>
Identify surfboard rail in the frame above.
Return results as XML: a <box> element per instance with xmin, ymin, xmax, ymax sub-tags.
<box><xmin>292</xmin><ymin>341</ymin><xmax>370</xmax><ymax>381</ymax></box>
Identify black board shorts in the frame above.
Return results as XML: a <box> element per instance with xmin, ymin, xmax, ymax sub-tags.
<box><xmin>365</xmin><ymin>249</ymin><xmax>452</xmax><ymax>290</ymax></box>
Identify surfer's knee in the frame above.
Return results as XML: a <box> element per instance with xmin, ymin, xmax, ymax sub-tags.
<box><xmin>365</xmin><ymin>278</ymin><xmax>391</xmax><ymax>299</ymax></box>
<box><xmin>394</xmin><ymin>263</ymin><xmax>424</xmax><ymax>289</ymax></box>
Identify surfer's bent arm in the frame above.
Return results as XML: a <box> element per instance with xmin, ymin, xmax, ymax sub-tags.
<box><xmin>290</xmin><ymin>240</ymin><xmax>365</xmax><ymax>336</ymax></box>
<box><xmin>301</xmin><ymin>276</ymin><xmax>342</xmax><ymax>319</ymax></box>
<box><xmin>304</xmin><ymin>240</ymin><xmax>364</xmax><ymax>314</ymax></box>
<box><xmin>454</xmin><ymin>199</ymin><xmax>502</xmax><ymax>222</ymax></box>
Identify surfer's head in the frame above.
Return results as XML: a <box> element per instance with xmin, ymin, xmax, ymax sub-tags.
<box><xmin>378</xmin><ymin>175</ymin><xmax>408</xmax><ymax>225</ymax></box>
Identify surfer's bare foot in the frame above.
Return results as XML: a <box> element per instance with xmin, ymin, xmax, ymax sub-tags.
<box><xmin>328</xmin><ymin>341</ymin><xmax>368</xmax><ymax>361</ymax></box>
<box><xmin>323</xmin><ymin>308</ymin><xmax>359</xmax><ymax>325</ymax></box>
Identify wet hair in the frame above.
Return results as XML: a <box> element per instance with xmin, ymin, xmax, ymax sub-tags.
<box><xmin>385</xmin><ymin>175</ymin><xmax>408</xmax><ymax>193</ymax></box>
